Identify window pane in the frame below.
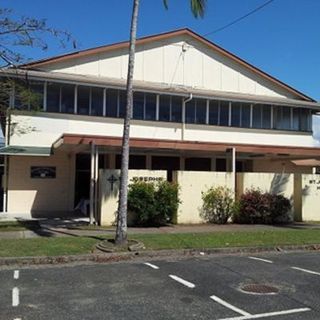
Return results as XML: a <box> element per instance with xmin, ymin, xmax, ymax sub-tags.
<box><xmin>46</xmin><ymin>82</ymin><xmax>60</xmax><ymax>113</ymax></box>
<box><xmin>241</xmin><ymin>103</ymin><xmax>251</xmax><ymax>128</ymax></box>
<box><xmin>219</xmin><ymin>101</ymin><xmax>229</xmax><ymax>126</ymax></box>
<box><xmin>300</xmin><ymin>108</ymin><xmax>310</xmax><ymax>131</ymax></box>
<box><xmin>171</xmin><ymin>96</ymin><xmax>182</xmax><ymax>122</ymax></box>
<box><xmin>145</xmin><ymin>93</ymin><xmax>156</xmax><ymax>120</ymax></box>
<box><xmin>274</xmin><ymin>106</ymin><xmax>291</xmax><ymax>130</ymax></box>
<box><xmin>231</xmin><ymin>102</ymin><xmax>241</xmax><ymax>127</ymax></box>
<box><xmin>262</xmin><ymin>105</ymin><xmax>271</xmax><ymax>129</ymax></box>
<box><xmin>118</xmin><ymin>90</ymin><xmax>126</xmax><ymax>118</ymax></box>
<box><xmin>77</xmin><ymin>86</ymin><xmax>90</xmax><ymax>115</ymax></box>
<box><xmin>159</xmin><ymin>95</ymin><xmax>170</xmax><ymax>121</ymax></box>
<box><xmin>195</xmin><ymin>99</ymin><xmax>207</xmax><ymax>124</ymax></box>
<box><xmin>292</xmin><ymin>108</ymin><xmax>299</xmax><ymax>130</ymax></box>
<box><xmin>252</xmin><ymin>104</ymin><xmax>262</xmax><ymax>128</ymax></box>
<box><xmin>91</xmin><ymin>87</ymin><xmax>104</xmax><ymax>116</ymax></box>
<box><xmin>15</xmin><ymin>80</ymin><xmax>43</xmax><ymax>111</ymax></box>
<box><xmin>185</xmin><ymin>100</ymin><xmax>195</xmax><ymax>124</ymax></box>
<box><xmin>61</xmin><ymin>84</ymin><xmax>75</xmax><ymax>114</ymax></box>
<box><xmin>209</xmin><ymin>100</ymin><xmax>219</xmax><ymax>125</ymax></box>
<box><xmin>106</xmin><ymin>89</ymin><xmax>118</xmax><ymax>117</ymax></box>
<box><xmin>133</xmin><ymin>92</ymin><xmax>144</xmax><ymax>120</ymax></box>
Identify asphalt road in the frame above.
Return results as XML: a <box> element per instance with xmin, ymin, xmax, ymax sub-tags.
<box><xmin>1</xmin><ymin>251</ymin><xmax>320</xmax><ymax>320</ymax></box>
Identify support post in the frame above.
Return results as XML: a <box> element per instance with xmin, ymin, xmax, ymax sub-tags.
<box><xmin>94</xmin><ymin>146</ymin><xmax>99</xmax><ymax>224</ymax></box>
<box><xmin>231</xmin><ymin>147</ymin><xmax>236</xmax><ymax>198</ymax></box>
<box><xmin>89</xmin><ymin>142</ymin><xmax>95</xmax><ymax>225</ymax></box>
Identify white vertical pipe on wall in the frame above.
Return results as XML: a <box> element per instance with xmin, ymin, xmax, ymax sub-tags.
<box><xmin>232</xmin><ymin>147</ymin><xmax>236</xmax><ymax>198</ymax></box>
<box><xmin>89</xmin><ymin>142</ymin><xmax>95</xmax><ymax>225</ymax></box>
<box><xmin>94</xmin><ymin>146</ymin><xmax>99</xmax><ymax>224</ymax></box>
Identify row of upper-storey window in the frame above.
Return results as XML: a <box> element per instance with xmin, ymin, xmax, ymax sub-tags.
<box><xmin>9</xmin><ymin>80</ymin><xmax>314</xmax><ymax>132</ymax></box>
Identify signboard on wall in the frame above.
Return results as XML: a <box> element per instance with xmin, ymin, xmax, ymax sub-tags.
<box><xmin>31</xmin><ymin>166</ymin><xmax>56</xmax><ymax>179</ymax></box>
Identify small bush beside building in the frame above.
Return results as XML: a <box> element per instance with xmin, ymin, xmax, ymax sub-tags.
<box><xmin>127</xmin><ymin>180</ymin><xmax>180</xmax><ymax>227</ymax></box>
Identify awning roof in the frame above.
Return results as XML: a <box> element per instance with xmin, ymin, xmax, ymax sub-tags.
<box><xmin>0</xmin><ymin>146</ymin><xmax>52</xmax><ymax>156</ymax></box>
<box><xmin>53</xmin><ymin>133</ymin><xmax>320</xmax><ymax>158</ymax></box>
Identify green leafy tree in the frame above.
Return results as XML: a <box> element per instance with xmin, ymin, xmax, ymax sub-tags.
<box><xmin>115</xmin><ymin>0</ymin><xmax>207</xmax><ymax>245</ymax></box>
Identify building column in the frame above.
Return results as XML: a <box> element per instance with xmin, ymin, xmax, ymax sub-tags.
<box><xmin>231</xmin><ymin>147</ymin><xmax>236</xmax><ymax>197</ymax></box>
<box><xmin>90</xmin><ymin>142</ymin><xmax>95</xmax><ymax>225</ymax></box>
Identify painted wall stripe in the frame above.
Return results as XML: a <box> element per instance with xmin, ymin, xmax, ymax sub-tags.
<box><xmin>144</xmin><ymin>262</ymin><xmax>159</xmax><ymax>270</ymax></box>
<box><xmin>12</xmin><ymin>287</ymin><xmax>19</xmax><ymax>307</ymax></box>
<box><xmin>210</xmin><ymin>295</ymin><xmax>251</xmax><ymax>316</ymax></box>
<box><xmin>14</xmin><ymin>270</ymin><xmax>19</xmax><ymax>280</ymax></box>
<box><xmin>291</xmin><ymin>266</ymin><xmax>320</xmax><ymax>276</ymax></box>
<box><xmin>248</xmin><ymin>257</ymin><xmax>273</xmax><ymax>264</ymax></box>
<box><xmin>169</xmin><ymin>275</ymin><xmax>195</xmax><ymax>288</ymax></box>
<box><xmin>218</xmin><ymin>307</ymin><xmax>310</xmax><ymax>320</ymax></box>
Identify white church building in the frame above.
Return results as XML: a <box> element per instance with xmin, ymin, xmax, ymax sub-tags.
<box><xmin>1</xmin><ymin>28</ymin><xmax>320</xmax><ymax>223</ymax></box>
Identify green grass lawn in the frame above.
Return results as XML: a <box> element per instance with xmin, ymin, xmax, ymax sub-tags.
<box><xmin>0</xmin><ymin>229</ymin><xmax>320</xmax><ymax>258</ymax></box>
<box><xmin>0</xmin><ymin>221</ymin><xmax>40</xmax><ymax>232</ymax></box>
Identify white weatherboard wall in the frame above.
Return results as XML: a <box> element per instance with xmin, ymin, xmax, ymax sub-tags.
<box><xmin>99</xmin><ymin>169</ymin><xmax>167</xmax><ymax>226</ymax></box>
<box><xmin>45</xmin><ymin>34</ymin><xmax>296</xmax><ymax>99</ymax></box>
<box><xmin>175</xmin><ymin>171</ymin><xmax>233</xmax><ymax>224</ymax></box>
<box><xmin>10</xmin><ymin>113</ymin><xmax>317</xmax><ymax>149</ymax></box>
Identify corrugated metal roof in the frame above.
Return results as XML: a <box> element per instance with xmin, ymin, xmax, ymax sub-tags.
<box><xmin>0</xmin><ymin>146</ymin><xmax>52</xmax><ymax>156</ymax></box>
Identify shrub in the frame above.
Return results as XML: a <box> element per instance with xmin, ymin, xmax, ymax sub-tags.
<box><xmin>155</xmin><ymin>181</ymin><xmax>180</xmax><ymax>225</ymax></box>
<box><xmin>127</xmin><ymin>180</ymin><xmax>180</xmax><ymax>227</ymax></box>
<box><xmin>127</xmin><ymin>181</ymin><xmax>156</xmax><ymax>226</ymax></box>
<box><xmin>233</xmin><ymin>189</ymin><xmax>292</xmax><ymax>224</ymax></box>
<box><xmin>200</xmin><ymin>186</ymin><xmax>235</xmax><ymax>224</ymax></box>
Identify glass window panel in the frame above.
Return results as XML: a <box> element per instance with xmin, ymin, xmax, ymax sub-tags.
<box><xmin>91</xmin><ymin>87</ymin><xmax>104</xmax><ymax>116</ymax></box>
<box><xmin>118</xmin><ymin>90</ymin><xmax>126</xmax><ymax>118</ymax></box>
<box><xmin>133</xmin><ymin>92</ymin><xmax>144</xmax><ymax>120</ymax></box>
<box><xmin>209</xmin><ymin>100</ymin><xmax>219</xmax><ymax>125</ymax></box>
<box><xmin>159</xmin><ymin>95</ymin><xmax>170</xmax><ymax>121</ymax></box>
<box><xmin>252</xmin><ymin>104</ymin><xmax>262</xmax><ymax>128</ymax></box>
<box><xmin>219</xmin><ymin>101</ymin><xmax>229</xmax><ymax>126</ymax></box>
<box><xmin>195</xmin><ymin>99</ymin><xmax>207</xmax><ymax>124</ymax></box>
<box><xmin>185</xmin><ymin>100</ymin><xmax>195</xmax><ymax>124</ymax></box>
<box><xmin>282</xmin><ymin>106</ymin><xmax>291</xmax><ymax>130</ymax></box>
<box><xmin>300</xmin><ymin>108</ymin><xmax>310</xmax><ymax>131</ymax></box>
<box><xmin>292</xmin><ymin>108</ymin><xmax>300</xmax><ymax>131</ymax></box>
<box><xmin>171</xmin><ymin>96</ymin><xmax>182</xmax><ymax>122</ymax></box>
<box><xmin>15</xmin><ymin>80</ymin><xmax>43</xmax><ymax>111</ymax></box>
<box><xmin>241</xmin><ymin>103</ymin><xmax>251</xmax><ymax>128</ymax></box>
<box><xmin>77</xmin><ymin>86</ymin><xmax>90</xmax><ymax>115</ymax></box>
<box><xmin>60</xmin><ymin>84</ymin><xmax>75</xmax><ymax>114</ymax></box>
<box><xmin>46</xmin><ymin>82</ymin><xmax>60</xmax><ymax>113</ymax></box>
<box><xmin>106</xmin><ymin>89</ymin><xmax>118</xmax><ymax>117</ymax></box>
<box><xmin>262</xmin><ymin>105</ymin><xmax>271</xmax><ymax>129</ymax></box>
<box><xmin>231</xmin><ymin>102</ymin><xmax>241</xmax><ymax>127</ymax></box>
<box><xmin>145</xmin><ymin>93</ymin><xmax>156</xmax><ymax>121</ymax></box>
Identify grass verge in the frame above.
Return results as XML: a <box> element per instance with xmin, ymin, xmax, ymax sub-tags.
<box><xmin>0</xmin><ymin>229</ymin><xmax>320</xmax><ymax>258</ymax></box>
<box><xmin>0</xmin><ymin>221</ymin><xmax>40</xmax><ymax>232</ymax></box>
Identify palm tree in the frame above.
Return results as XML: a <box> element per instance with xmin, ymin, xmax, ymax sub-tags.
<box><xmin>115</xmin><ymin>0</ymin><xmax>207</xmax><ymax>245</ymax></box>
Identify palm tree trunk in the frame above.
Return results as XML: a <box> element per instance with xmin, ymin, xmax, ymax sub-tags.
<box><xmin>115</xmin><ymin>0</ymin><xmax>140</xmax><ymax>245</ymax></box>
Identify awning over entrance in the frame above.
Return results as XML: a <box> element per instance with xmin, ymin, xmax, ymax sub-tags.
<box><xmin>0</xmin><ymin>145</ymin><xmax>52</xmax><ymax>156</ymax></box>
<box><xmin>53</xmin><ymin>133</ymin><xmax>320</xmax><ymax>158</ymax></box>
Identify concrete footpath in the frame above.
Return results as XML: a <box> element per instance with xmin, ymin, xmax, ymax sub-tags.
<box><xmin>0</xmin><ymin>220</ymin><xmax>320</xmax><ymax>240</ymax></box>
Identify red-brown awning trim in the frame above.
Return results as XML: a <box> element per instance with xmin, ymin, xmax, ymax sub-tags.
<box><xmin>53</xmin><ymin>133</ymin><xmax>320</xmax><ymax>157</ymax></box>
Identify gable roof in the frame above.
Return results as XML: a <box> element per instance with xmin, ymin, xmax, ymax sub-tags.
<box><xmin>21</xmin><ymin>28</ymin><xmax>315</xmax><ymax>102</ymax></box>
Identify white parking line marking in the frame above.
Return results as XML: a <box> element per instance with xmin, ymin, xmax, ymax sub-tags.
<box><xmin>291</xmin><ymin>266</ymin><xmax>320</xmax><ymax>276</ymax></box>
<box><xmin>248</xmin><ymin>257</ymin><xmax>273</xmax><ymax>264</ymax></box>
<box><xmin>144</xmin><ymin>262</ymin><xmax>159</xmax><ymax>270</ymax></box>
<box><xmin>218</xmin><ymin>307</ymin><xmax>310</xmax><ymax>320</ymax></box>
<box><xmin>210</xmin><ymin>295</ymin><xmax>251</xmax><ymax>316</ymax></box>
<box><xmin>169</xmin><ymin>275</ymin><xmax>195</xmax><ymax>288</ymax></box>
<box><xmin>12</xmin><ymin>287</ymin><xmax>19</xmax><ymax>307</ymax></box>
<box><xmin>14</xmin><ymin>318</ymin><xmax>21</xmax><ymax>320</ymax></box>
<box><xmin>14</xmin><ymin>270</ymin><xmax>19</xmax><ymax>280</ymax></box>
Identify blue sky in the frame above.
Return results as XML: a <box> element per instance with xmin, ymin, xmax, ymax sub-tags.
<box><xmin>2</xmin><ymin>0</ymin><xmax>320</xmax><ymax>102</ymax></box>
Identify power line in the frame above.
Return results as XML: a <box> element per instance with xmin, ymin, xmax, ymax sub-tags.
<box><xmin>203</xmin><ymin>0</ymin><xmax>275</xmax><ymax>36</ymax></box>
